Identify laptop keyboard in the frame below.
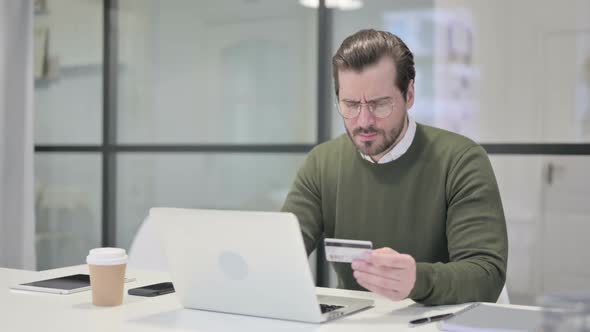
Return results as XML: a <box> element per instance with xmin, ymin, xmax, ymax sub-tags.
<box><xmin>320</xmin><ymin>304</ymin><xmax>344</xmax><ymax>314</ymax></box>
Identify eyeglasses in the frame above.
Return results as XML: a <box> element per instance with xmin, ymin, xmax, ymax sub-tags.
<box><xmin>336</xmin><ymin>99</ymin><xmax>395</xmax><ymax>119</ymax></box>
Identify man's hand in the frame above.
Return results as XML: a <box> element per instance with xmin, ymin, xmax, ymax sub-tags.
<box><xmin>351</xmin><ymin>247</ymin><xmax>416</xmax><ymax>301</ymax></box>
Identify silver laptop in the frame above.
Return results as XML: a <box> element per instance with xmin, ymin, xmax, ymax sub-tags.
<box><xmin>151</xmin><ymin>207</ymin><xmax>374</xmax><ymax>323</ymax></box>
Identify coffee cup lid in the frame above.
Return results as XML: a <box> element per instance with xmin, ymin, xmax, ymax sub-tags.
<box><xmin>86</xmin><ymin>247</ymin><xmax>128</xmax><ymax>266</ymax></box>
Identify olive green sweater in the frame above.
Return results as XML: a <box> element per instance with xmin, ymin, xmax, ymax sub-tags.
<box><xmin>281</xmin><ymin>123</ymin><xmax>508</xmax><ymax>305</ymax></box>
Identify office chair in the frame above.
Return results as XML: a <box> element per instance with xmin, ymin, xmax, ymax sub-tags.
<box><xmin>497</xmin><ymin>284</ymin><xmax>510</xmax><ymax>304</ymax></box>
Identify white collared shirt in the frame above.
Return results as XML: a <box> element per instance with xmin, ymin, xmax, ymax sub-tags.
<box><xmin>359</xmin><ymin>117</ymin><xmax>417</xmax><ymax>164</ymax></box>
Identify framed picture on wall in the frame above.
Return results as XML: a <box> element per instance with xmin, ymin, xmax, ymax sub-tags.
<box><xmin>34</xmin><ymin>0</ymin><xmax>48</xmax><ymax>15</ymax></box>
<box><xmin>34</xmin><ymin>27</ymin><xmax>49</xmax><ymax>80</ymax></box>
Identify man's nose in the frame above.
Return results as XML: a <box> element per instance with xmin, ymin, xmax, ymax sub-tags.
<box><xmin>356</xmin><ymin>104</ymin><xmax>376</xmax><ymax>128</ymax></box>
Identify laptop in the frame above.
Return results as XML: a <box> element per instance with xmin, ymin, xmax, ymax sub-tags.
<box><xmin>150</xmin><ymin>207</ymin><xmax>374</xmax><ymax>323</ymax></box>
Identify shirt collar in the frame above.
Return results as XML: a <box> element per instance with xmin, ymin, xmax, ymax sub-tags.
<box><xmin>359</xmin><ymin>117</ymin><xmax>417</xmax><ymax>164</ymax></box>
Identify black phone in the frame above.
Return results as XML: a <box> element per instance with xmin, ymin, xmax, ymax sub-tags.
<box><xmin>128</xmin><ymin>282</ymin><xmax>175</xmax><ymax>297</ymax></box>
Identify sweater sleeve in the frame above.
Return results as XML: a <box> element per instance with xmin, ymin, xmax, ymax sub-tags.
<box><xmin>281</xmin><ymin>150</ymin><xmax>324</xmax><ymax>255</ymax></box>
<box><xmin>409</xmin><ymin>145</ymin><xmax>508</xmax><ymax>305</ymax></box>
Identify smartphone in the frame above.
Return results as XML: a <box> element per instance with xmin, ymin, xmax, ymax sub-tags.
<box><xmin>128</xmin><ymin>282</ymin><xmax>175</xmax><ymax>297</ymax></box>
<box><xmin>10</xmin><ymin>274</ymin><xmax>136</xmax><ymax>295</ymax></box>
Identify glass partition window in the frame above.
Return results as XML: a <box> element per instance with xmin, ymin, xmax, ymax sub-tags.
<box><xmin>33</xmin><ymin>0</ymin><xmax>317</xmax><ymax>270</ymax></box>
<box><xmin>33</xmin><ymin>0</ymin><xmax>104</xmax><ymax>270</ymax></box>
<box><xmin>34</xmin><ymin>154</ymin><xmax>102</xmax><ymax>270</ymax></box>
<box><xmin>117</xmin><ymin>0</ymin><xmax>318</xmax><ymax>144</ymax></box>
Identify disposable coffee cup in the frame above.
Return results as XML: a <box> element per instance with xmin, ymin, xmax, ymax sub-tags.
<box><xmin>86</xmin><ymin>247</ymin><xmax>128</xmax><ymax>306</ymax></box>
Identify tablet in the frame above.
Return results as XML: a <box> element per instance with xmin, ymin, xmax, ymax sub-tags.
<box><xmin>10</xmin><ymin>274</ymin><xmax>135</xmax><ymax>295</ymax></box>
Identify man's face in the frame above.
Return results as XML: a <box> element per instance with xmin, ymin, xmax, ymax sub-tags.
<box><xmin>338</xmin><ymin>57</ymin><xmax>414</xmax><ymax>161</ymax></box>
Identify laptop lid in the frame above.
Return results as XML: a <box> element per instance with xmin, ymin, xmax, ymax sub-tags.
<box><xmin>151</xmin><ymin>207</ymin><xmax>324</xmax><ymax>323</ymax></box>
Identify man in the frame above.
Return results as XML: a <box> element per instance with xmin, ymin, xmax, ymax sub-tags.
<box><xmin>281</xmin><ymin>29</ymin><xmax>507</xmax><ymax>305</ymax></box>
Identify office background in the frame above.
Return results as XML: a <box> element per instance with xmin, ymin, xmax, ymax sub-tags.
<box><xmin>19</xmin><ymin>0</ymin><xmax>590</xmax><ymax>306</ymax></box>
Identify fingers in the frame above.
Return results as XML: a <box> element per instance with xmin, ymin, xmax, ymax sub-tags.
<box><xmin>370</xmin><ymin>251</ymin><xmax>414</xmax><ymax>269</ymax></box>
<box><xmin>351</xmin><ymin>259</ymin><xmax>402</xmax><ymax>281</ymax></box>
<box><xmin>373</xmin><ymin>247</ymin><xmax>398</xmax><ymax>255</ymax></box>
<box><xmin>355</xmin><ymin>274</ymin><xmax>406</xmax><ymax>301</ymax></box>
<box><xmin>351</xmin><ymin>248</ymin><xmax>417</xmax><ymax>302</ymax></box>
<box><xmin>353</xmin><ymin>270</ymin><xmax>402</xmax><ymax>289</ymax></box>
<box><xmin>358</xmin><ymin>247</ymin><xmax>410</xmax><ymax>269</ymax></box>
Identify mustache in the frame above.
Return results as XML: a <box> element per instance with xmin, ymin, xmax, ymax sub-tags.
<box><xmin>353</xmin><ymin>127</ymin><xmax>383</xmax><ymax>135</ymax></box>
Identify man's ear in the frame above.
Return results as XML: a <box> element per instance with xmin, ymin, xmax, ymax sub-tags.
<box><xmin>405</xmin><ymin>80</ymin><xmax>415</xmax><ymax>109</ymax></box>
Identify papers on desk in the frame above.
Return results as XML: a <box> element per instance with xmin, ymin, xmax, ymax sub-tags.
<box><xmin>440</xmin><ymin>303</ymin><xmax>543</xmax><ymax>332</ymax></box>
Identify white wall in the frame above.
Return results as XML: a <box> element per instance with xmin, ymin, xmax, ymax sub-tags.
<box><xmin>0</xmin><ymin>0</ymin><xmax>36</xmax><ymax>270</ymax></box>
<box><xmin>435</xmin><ymin>0</ymin><xmax>590</xmax><ymax>143</ymax></box>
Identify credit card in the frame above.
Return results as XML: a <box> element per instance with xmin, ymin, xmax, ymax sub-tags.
<box><xmin>324</xmin><ymin>238</ymin><xmax>373</xmax><ymax>263</ymax></box>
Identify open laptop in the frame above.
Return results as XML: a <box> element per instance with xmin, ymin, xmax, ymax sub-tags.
<box><xmin>150</xmin><ymin>207</ymin><xmax>374</xmax><ymax>323</ymax></box>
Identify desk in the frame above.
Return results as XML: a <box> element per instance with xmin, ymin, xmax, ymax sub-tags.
<box><xmin>0</xmin><ymin>265</ymin><xmax>535</xmax><ymax>331</ymax></box>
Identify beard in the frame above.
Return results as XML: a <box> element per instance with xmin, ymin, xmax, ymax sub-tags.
<box><xmin>345</xmin><ymin>117</ymin><xmax>406</xmax><ymax>158</ymax></box>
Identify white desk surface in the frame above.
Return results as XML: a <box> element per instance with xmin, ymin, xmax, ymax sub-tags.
<box><xmin>0</xmin><ymin>265</ymin><xmax>536</xmax><ymax>332</ymax></box>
